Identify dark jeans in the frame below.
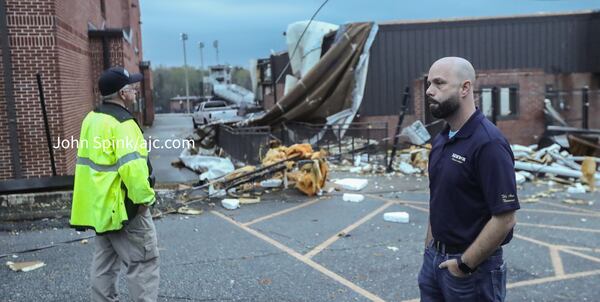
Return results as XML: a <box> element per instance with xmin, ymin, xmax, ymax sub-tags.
<box><xmin>418</xmin><ymin>242</ymin><xmax>507</xmax><ymax>302</ymax></box>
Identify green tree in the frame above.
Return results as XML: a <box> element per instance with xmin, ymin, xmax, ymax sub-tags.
<box><xmin>231</xmin><ymin>67</ymin><xmax>252</xmax><ymax>90</ymax></box>
<box><xmin>152</xmin><ymin>65</ymin><xmax>251</xmax><ymax>111</ymax></box>
<box><xmin>152</xmin><ymin>65</ymin><xmax>205</xmax><ymax>110</ymax></box>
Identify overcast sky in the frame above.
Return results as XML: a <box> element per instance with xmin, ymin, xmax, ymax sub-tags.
<box><xmin>140</xmin><ymin>0</ymin><xmax>600</xmax><ymax>68</ymax></box>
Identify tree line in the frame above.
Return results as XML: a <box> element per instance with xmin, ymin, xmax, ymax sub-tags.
<box><xmin>152</xmin><ymin>65</ymin><xmax>252</xmax><ymax>112</ymax></box>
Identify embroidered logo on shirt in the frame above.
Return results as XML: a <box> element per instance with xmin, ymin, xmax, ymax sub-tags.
<box><xmin>451</xmin><ymin>153</ymin><xmax>466</xmax><ymax>164</ymax></box>
<box><xmin>501</xmin><ymin>193</ymin><xmax>516</xmax><ymax>203</ymax></box>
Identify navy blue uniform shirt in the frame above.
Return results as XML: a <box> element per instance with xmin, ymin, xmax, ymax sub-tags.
<box><xmin>428</xmin><ymin>109</ymin><xmax>520</xmax><ymax>246</ymax></box>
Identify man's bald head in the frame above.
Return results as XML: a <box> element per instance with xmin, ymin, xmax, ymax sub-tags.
<box><xmin>426</xmin><ymin>57</ymin><xmax>477</xmax><ymax>119</ymax></box>
<box><xmin>430</xmin><ymin>57</ymin><xmax>476</xmax><ymax>86</ymax></box>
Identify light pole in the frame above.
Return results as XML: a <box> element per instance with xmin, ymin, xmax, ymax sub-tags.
<box><xmin>198</xmin><ymin>42</ymin><xmax>205</xmax><ymax>96</ymax></box>
<box><xmin>213</xmin><ymin>40</ymin><xmax>219</xmax><ymax>65</ymax></box>
<box><xmin>198</xmin><ymin>42</ymin><xmax>205</xmax><ymax>70</ymax></box>
<box><xmin>181</xmin><ymin>32</ymin><xmax>190</xmax><ymax>113</ymax></box>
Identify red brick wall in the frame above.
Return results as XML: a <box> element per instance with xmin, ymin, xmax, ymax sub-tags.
<box><xmin>132</xmin><ymin>0</ymin><xmax>143</xmax><ymax>61</ymax></box>
<box><xmin>2</xmin><ymin>0</ymin><xmax>62</xmax><ymax>178</ymax></box>
<box><xmin>475</xmin><ymin>69</ymin><xmax>547</xmax><ymax>145</ymax></box>
<box><xmin>0</xmin><ymin>0</ymin><xmax>150</xmax><ymax>180</ymax></box>
<box><xmin>141</xmin><ymin>65</ymin><xmax>154</xmax><ymax>125</ymax></box>
<box><xmin>55</xmin><ymin>0</ymin><xmax>100</xmax><ymax>175</ymax></box>
<box><xmin>0</xmin><ymin>36</ymin><xmax>13</xmax><ymax>179</ymax></box>
<box><xmin>357</xmin><ymin>114</ymin><xmax>418</xmax><ymax>140</ymax></box>
<box><xmin>281</xmin><ymin>69</ymin><xmax>597</xmax><ymax>148</ymax></box>
<box><xmin>546</xmin><ymin>73</ymin><xmax>600</xmax><ymax>129</ymax></box>
<box><xmin>89</xmin><ymin>38</ymin><xmax>104</xmax><ymax>105</ymax></box>
<box><xmin>358</xmin><ymin>77</ymin><xmax>426</xmax><ymax>142</ymax></box>
<box><xmin>362</xmin><ymin>69</ymin><xmax>550</xmax><ymax>146</ymax></box>
<box><xmin>89</xmin><ymin>37</ymin><xmax>127</xmax><ymax>101</ymax></box>
<box><xmin>262</xmin><ymin>82</ymin><xmax>286</xmax><ymax>113</ymax></box>
<box><xmin>104</xmin><ymin>0</ymin><xmax>127</xmax><ymax>28</ymax></box>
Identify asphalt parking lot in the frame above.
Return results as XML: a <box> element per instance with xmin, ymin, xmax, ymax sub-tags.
<box><xmin>1</xmin><ymin>172</ymin><xmax>600</xmax><ymax>301</ymax></box>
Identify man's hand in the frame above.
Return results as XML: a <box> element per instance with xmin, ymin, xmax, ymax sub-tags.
<box><xmin>425</xmin><ymin>220</ymin><xmax>432</xmax><ymax>249</ymax></box>
<box><xmin>439</xmin><ymin>259</ymin><xmax>468</xmax><ymax>278</ymax></box>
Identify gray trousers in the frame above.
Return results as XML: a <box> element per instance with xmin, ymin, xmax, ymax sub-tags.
<box><xmin>91</xmin><ymin>208</ymin><xmax>160</xmax><ymax>302</ymax></box>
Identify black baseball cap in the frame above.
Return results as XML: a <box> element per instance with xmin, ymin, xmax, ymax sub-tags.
<box><xmin>98</xmin><ymin>67</ymin><xmax>143</xmax><ymax>96</ymax></box>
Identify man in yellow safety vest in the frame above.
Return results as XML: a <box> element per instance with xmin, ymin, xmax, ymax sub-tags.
<box><xmin>70</xmin><ymin>66</ymin><xmax>159</xmax><ymax>301</ymax></box>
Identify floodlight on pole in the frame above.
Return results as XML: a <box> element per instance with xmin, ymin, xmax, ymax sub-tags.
<box><xmin>198</xmin><ymin>42</ymin><xmax>205</xmax><ymax>70</ymax></box>
<box><xmin>198</xmin><ymin>42</ymin><xmax>205</xmax><ymax>96</ymax></box>
<box><xmin>213</xmin><ymin>40</ymin><xmax>219</xmax><ymax>64</ymax></box>
<box><xmin>180</xmin><ymin>32</ymin><xmax>190</xmax><ymax>113</ymax></box>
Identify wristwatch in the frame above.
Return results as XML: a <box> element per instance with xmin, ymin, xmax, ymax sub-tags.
<box><xmin>457</xmin><ymin>257</ymin><xmax>476</xmax><ymax>274</ymax></box>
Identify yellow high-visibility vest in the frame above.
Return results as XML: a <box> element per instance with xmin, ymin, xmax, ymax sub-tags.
<box><xmin>70</xmin><ymin>102</ymin><xmax>155</xmax><ymax>234</ymax></box>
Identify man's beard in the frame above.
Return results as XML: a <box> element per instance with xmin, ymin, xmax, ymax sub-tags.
<box><xmin>428</xmin><ymin>94</ymin><xmax>460</xmax><ymax>119</ymax></box>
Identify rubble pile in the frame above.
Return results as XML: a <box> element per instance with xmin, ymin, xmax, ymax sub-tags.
<box><xmin>258</xmin><ymin>143</ymin><xmax>330</xmax><ymax>196</ymax></box>
<box><xmin>171</xmin><ymin>125</ymin><xmax>223</xmax><ymax>175</ymax></box>
<box><xmin>325</xmin><ymin>137</ymin><xmax>380</xmax><ymax>157</ymax></box>
<box><xmin>329</xmin><ymin>144</ymin><xmax>430</xmax><ymax>176</ymax></box>
<box><xmin>172</xmin><ymin>143</ymin><xmax>330</xmax><ymax>209</ymax></box>
<box><xmin>512</xmin><ymin>143</ymin><xmax>599</xmax><ymax>193</ymax></box>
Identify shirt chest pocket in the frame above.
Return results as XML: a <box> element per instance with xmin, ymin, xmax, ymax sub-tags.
<box><xmin>438</xmin><ymin>154</ymin><xmax>476</xmax><ymax>186</ymax></box>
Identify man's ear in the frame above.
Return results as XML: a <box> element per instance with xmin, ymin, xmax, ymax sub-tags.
<box><xmin>461</xmin><ymin>80</ymin><xmax>472</xmax><ymax>97</ymax></box>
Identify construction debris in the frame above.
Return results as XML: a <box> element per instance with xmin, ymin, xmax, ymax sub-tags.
<box><xmin>399</xmin><ymin>120</ymin><xmax>431</xmax><ymax>146</ymax></box>
<box><xmin>260</xmin><ymin>179</ymin><xmax>283</xmax><ymax>188</ymax></box>
<box><xmin>239</xmin><ymin>197</ymin><xmax>261</xmax><ymax>205</ymax></box>
<box><xmin>387</xmin><ymin>246</ymin><xmax>399</xmax><ymax>252</ymax></box>
<box><xmin>566</xmin><ymin>183</ymin><xmax>587</xmax><ymax>194</ymax></box>
<box><xmin>520</xmin><ymin>197</ymin><xmax>540</xmax><ymax>203</ymax></box>
<box><xmin>332</xmin><ymin>178</ymin><xmax>368</xmax><ymax>191</ymax></box>
<box><xmin>396</xmin><ymin>161</ymin><xmax>420</xmax><ymax>175</ymax></box>
<box><xmin>563</xmin><ymin>199</ymin><xmax>592</xmax><ymax>206</ymax></box>
<box><xmin>512</xmin><ymin>142</ymin><xmax>600</xmax><ymax>193</ymax></box>
<box><xmin>514</xmin><ymin>161</ymin><xmax>583</xmax><ymax>179</ymax></box>
<box><xmin>383</xmin><ymin>212</ymin><xmax>410</xmax><ymax>223</ymax></box>
<box><xmin>6</xmin><ymin>261</ymin><xmax>45</xmax><ymax>272</ymax></box>
<box><xmin>581</xmin><ymin>157</ymin><xmax>597</xmax><ymax>191</ymax></box>
<box><xmin>221</xmin><ymin>199</ymin><xmax>240</xmax><ymax>210</ymax></box>
<box><xmin>292</xmin><ymin>158</ymin><xmax>329</xmax><ymax>196</ymax></box>
<box><xmin>177</xmin><ymin>207</ymin><xmax>204</xmax><ymax>215</ymax></box>
<box><xmin>515</xmin><ymin>172</ymin><xmax>527</xmax><ymax>185</ymax></box>
<box><xmin>179</xmin><ymin>150</ymin><xmax>235</xmax><ymax>181</ymax></box>
<box><xmin>342</xmin><ymin>193</ymin><xmax>364</xmax><ymax>203</ymax></box>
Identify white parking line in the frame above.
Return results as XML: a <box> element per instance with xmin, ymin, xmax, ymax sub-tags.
<box><xmin>518</xmin><ymin>222</ymin><xmax>600</xmax><ymax>234</ymax></box>
<box><xmin>305</xmin><ymin>201</ymin><xmax>394</xmax><ymax>259</ymax></box>
<box><xmin>243</xmin><ymin>196</ymin><xmax>327</xmax><ymax>226</ymax></box>
<box><xmin>212</xmin><ymin>210</ymin><xmax>386</xmax><ymax>302</ymax></box>
<box><xmin>520</xmin><ymin>208</ymin><xmax>600</xmax><ymax>218</ymax></box>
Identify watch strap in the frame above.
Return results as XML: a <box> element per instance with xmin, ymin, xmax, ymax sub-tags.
<box><xmin>457</xmin><ymin>257</ymin><xmax>475</xmax><ymax>274</ymax></box>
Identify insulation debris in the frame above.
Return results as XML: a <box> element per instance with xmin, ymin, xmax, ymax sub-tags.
<box><xmin>180</xmin><ymin>144</ymin><xmax>330</xmax><ymax>200</ymax></box>
<box><xmin>563</xmin><ymin>199</ymin><xmax>592</xmax><ymax>206</ymax></box>
<box><xmin>383</xmin><ymin>212</ymin><xmax>410</xmax><ymax>223</ymax></box>
<box><xmin>222</xmin><ymin>199</ymin><xmax>240</xmax><ymax>210</ymax></box>
<box><xmin>342</xmin><ymin>193</ymin><xmax>365</xmax><ymax>203</ymax></box>
<box><xmin>177</xmin><ymin>207</ymin><xmax>204</xmax><ymax>215</ymax></box>
<box><xmin>179</xmin><ymin>149</ymin><xmax>235</xmax><ymax>181</ymax></box>
<box><xmin>239</xmin><ymin>197</ymin><xmax>261</xmax><ymax>205</ymax></box>
<box><xmin>333</xmin><ymin>178</ymin><xmax>368</xmax><ymax>191</ymax></box>
<box><xmin>6</xmin><ymin>261</ymin><xmax>45</xmax><ymax>272</ymax></box>
<box><xmin>512</xmin><ymin>143</ymin><xmax>599</xmax><ymax>193</ymax></box>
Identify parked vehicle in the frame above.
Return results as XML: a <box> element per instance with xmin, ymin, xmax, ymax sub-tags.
<box><xmin>192</xmin><ymin>100</ymin><xmax>238</xmax><ymax>128</ymax></box>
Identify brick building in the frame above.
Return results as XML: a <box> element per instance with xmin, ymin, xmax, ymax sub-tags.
<box><xmin>259</xmin><ymin>11</ymin><xmax>600</xmax><ymax>146</ymax></box>
<box><xmin>360</xmin><ymin>11</ymin><xmax>600</xmax><ymax>145</ymax></box>
<box><xmin>0</xmin><ymin>0</ymin><xmax>154</xmax><ymax>189</ymax></box>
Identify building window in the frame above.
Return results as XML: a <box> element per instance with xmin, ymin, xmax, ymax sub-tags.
<box><xmin>480</xmin><ymin>86</ymin><xmax>518</xmax><ymax>119</ymax></box>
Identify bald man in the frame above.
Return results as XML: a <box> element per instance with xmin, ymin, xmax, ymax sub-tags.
<box><xmin>417</xmin><ymin>57</ymin><xmax>520</xmax><ymax>302</ymax></box>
